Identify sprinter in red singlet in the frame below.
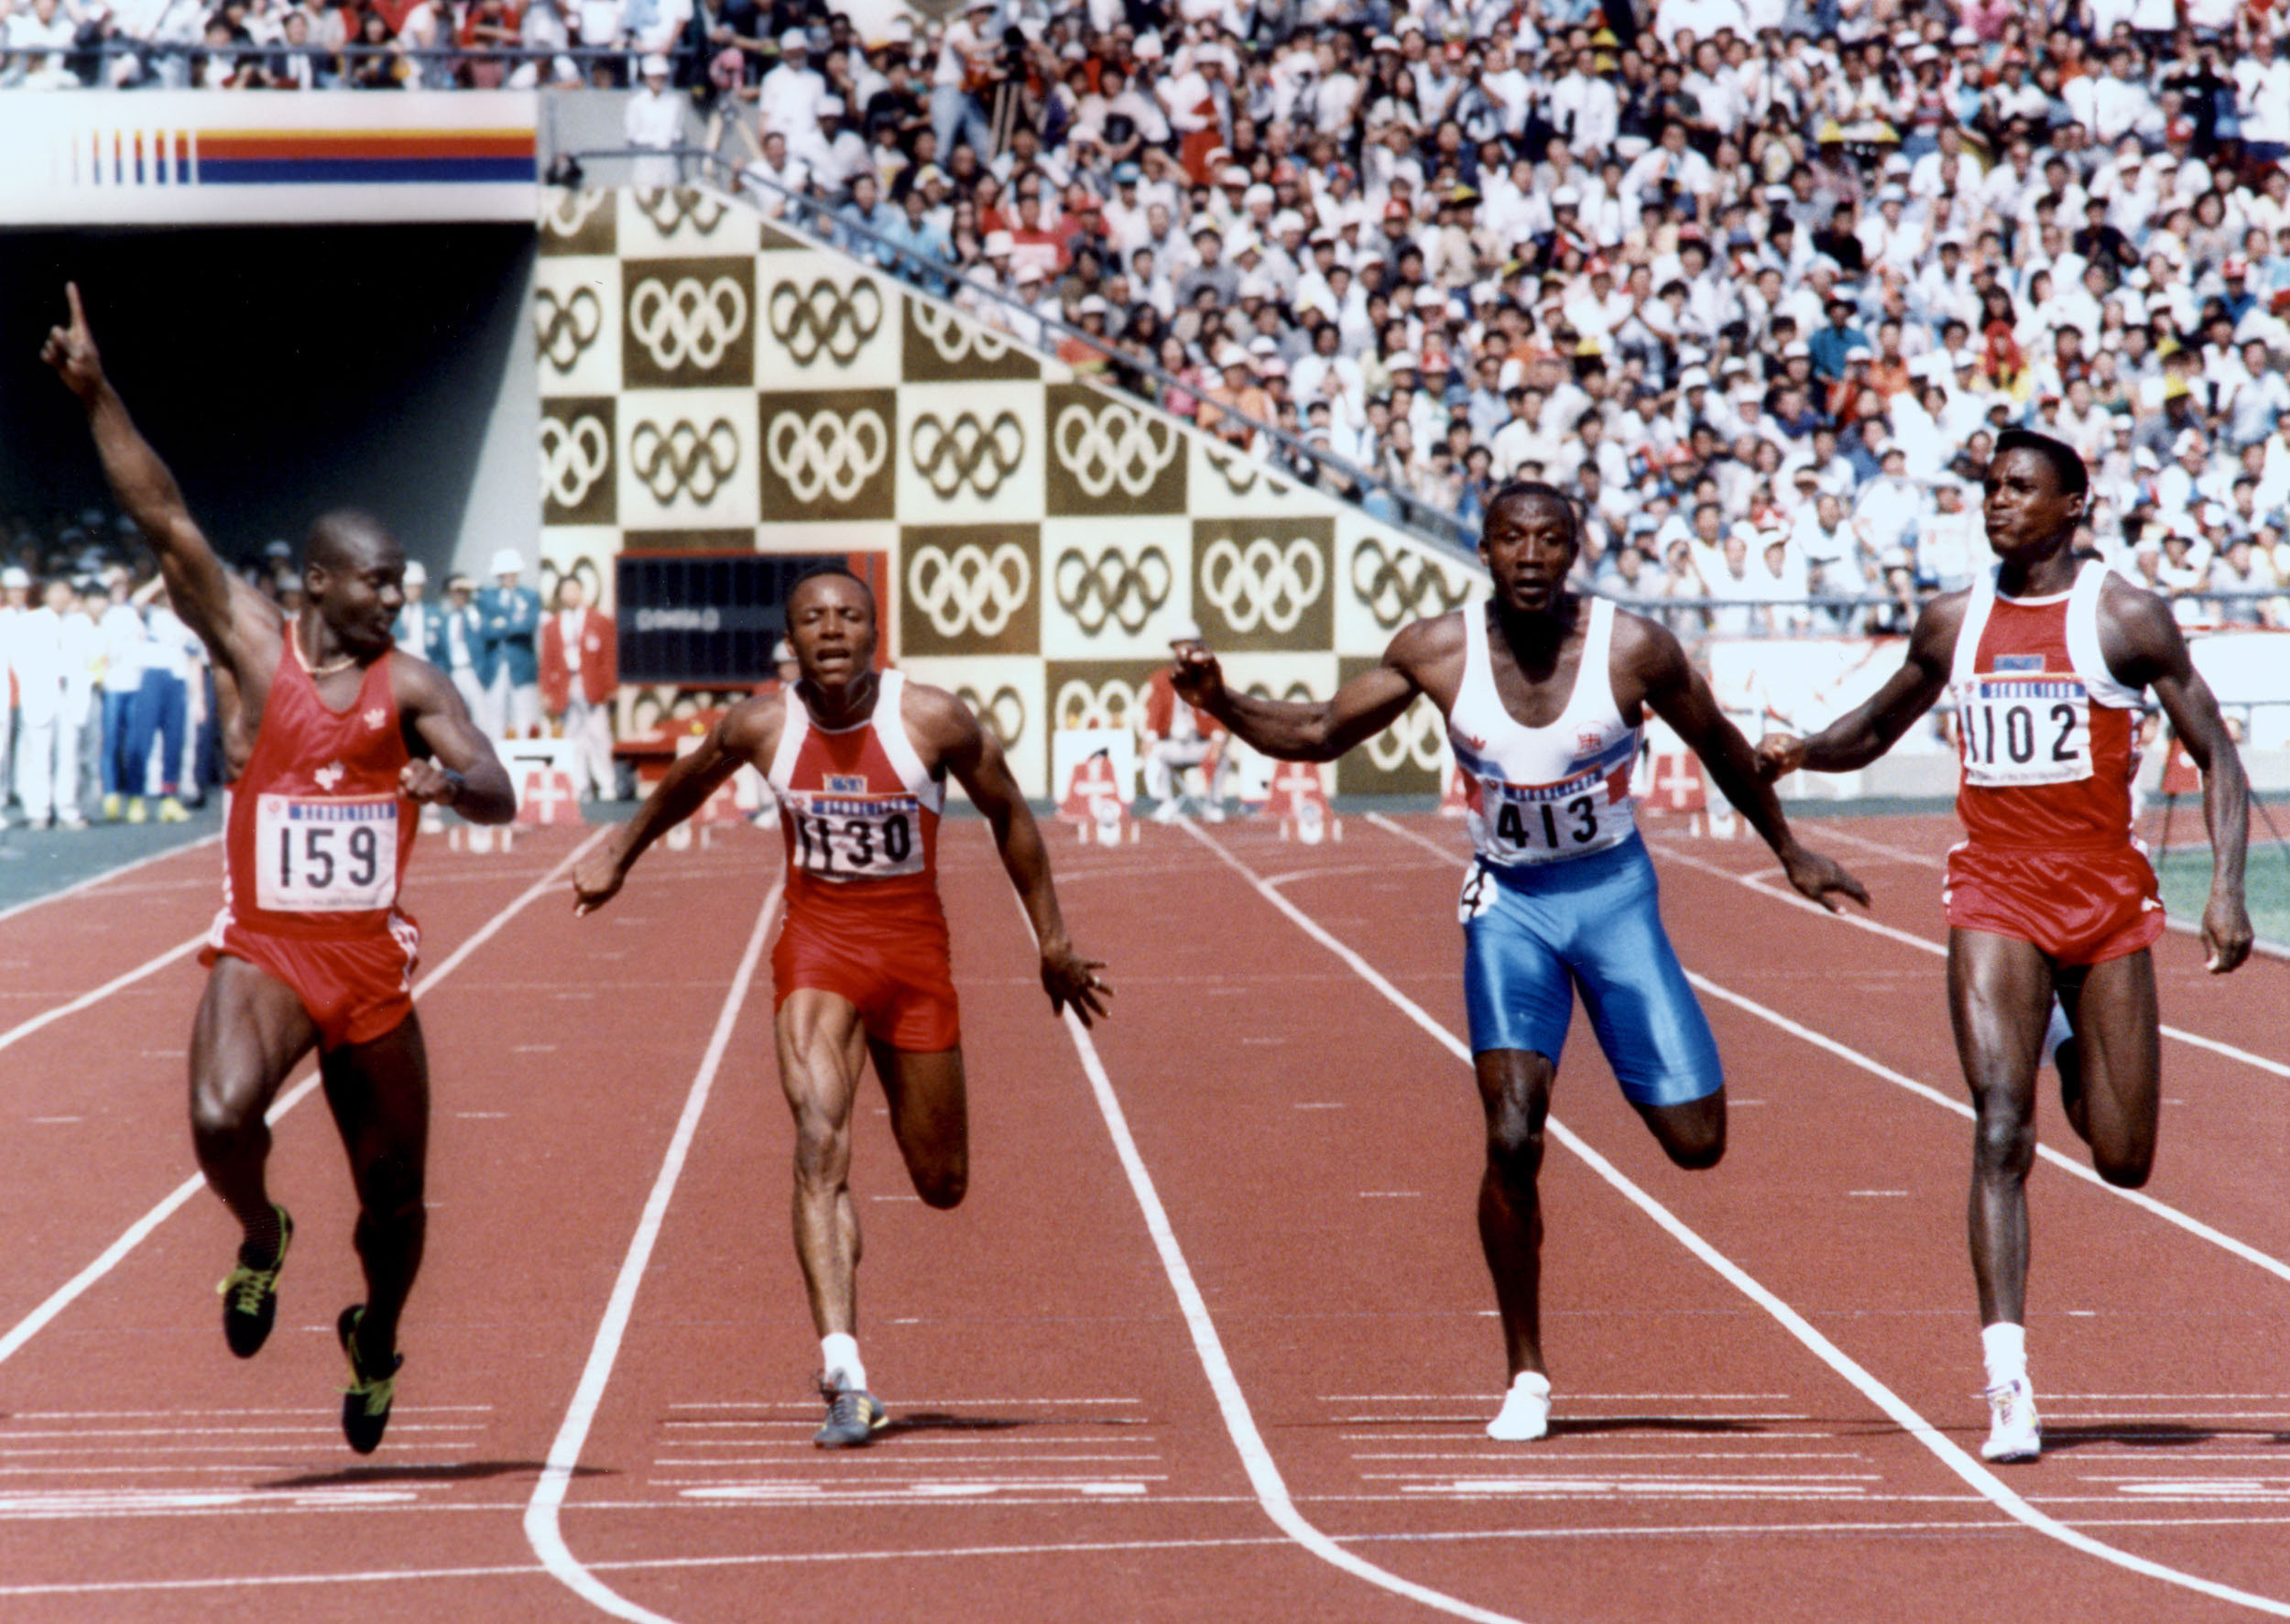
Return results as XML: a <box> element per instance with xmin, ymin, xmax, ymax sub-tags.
<box><xmin>1759</xmin><ymin>429</ymin><xmax>2253</xmax><ymax>1465</ymax></box>
<box><xmin>45</xmin><ymin>286</ymin><xmax>518</xmax><ymax>1454</ymax></box>
<box><xmin>572</xmin><ymin>566</ymin><xmax>1107</xmax><ymax>1448</ymax></box>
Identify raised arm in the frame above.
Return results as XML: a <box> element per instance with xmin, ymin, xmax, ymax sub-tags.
<box><xmin>2100</xmin><ymin>580</ymin><xmax>2252</xmax><ymax>973</ymax></box>
<box><xmin>572</xmin><ymin>700</ymin><xmax>771</xmax><ymax>914</ymax></box>
<box><xmin>1755</xmin><ymin>592</ymin><xmax>1963</xmax><ymax>779</ymax></box>
<box><xmin>1632</xmin><ymin>615</ymin><xmax>1870</xmax><ymax>914</ymax></box>
<box><xmin>396</xmin><ymin>659</ymin><xmax>519</xmax><ymax>826</ymax></box>
<box><xmin>41</xmin><ymin>284</ymin><xmax>257</xmax><ymax>672</ymax></box>
<box><xmin>931</xmin><ymin>690</ymin><xmax>1108</xmax><ymax>1027</ymax></box>
<box><xmin>1172</xmin><ymin>616</ymin><xmax>1441</xmax><ymax>762</ymax></box>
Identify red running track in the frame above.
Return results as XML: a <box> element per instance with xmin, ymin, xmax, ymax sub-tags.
<box><xmin>0</xmin><ymin>812</ymin><xmax>2285</xmax><ymax>1621</ymax></box>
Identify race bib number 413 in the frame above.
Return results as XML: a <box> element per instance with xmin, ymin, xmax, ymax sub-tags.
<box><xmin>1958</xmin><ymin>678</ymin><xmax>2092</xmax><ymax>788</ymax></box>
<box><xmin>256</xmin><ymin>794</ymin><xmax>400</xmax><ymax>912</ymax></box>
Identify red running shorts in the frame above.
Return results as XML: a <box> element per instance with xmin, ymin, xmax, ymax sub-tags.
<box><xmin>1943</xmin><ymin>841</ymin><xmax>2166</xmax><ymax>966</ymax></box>
<box><xmin>772</xmin><ymin>904</ymin><xmax>961</xmax><ymax>1052</ymax></box>
<box><xmin>202</xmin><ymin>912</ymin><xmax>421</xmax><ymax>1051</ymax></box>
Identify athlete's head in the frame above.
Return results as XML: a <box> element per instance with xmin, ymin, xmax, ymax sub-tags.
<box><xmin>302</xmin><ymin>509</ymin><xmax>406</xmax><ymax>659</ymax></box>
<box><xmin>785</xmin><ymin>564</ymin><xmax>878</xmax><ymax>688</ymax></box>
<box><xmin>1479</xmin><ymin>482</ymin><xmax>1580</xmax><ymax>616</ymax></box>
<box><xmin>1983</xmin><ymin>431</ymin><xmax>2088</xmax><ymax>563</ymax></box>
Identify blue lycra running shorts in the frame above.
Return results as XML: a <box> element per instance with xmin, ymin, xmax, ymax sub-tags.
<box><xmin>1458</xmin><ymin>833</ymin><xmax>1722</xmax><ymax>1107</ymax></box>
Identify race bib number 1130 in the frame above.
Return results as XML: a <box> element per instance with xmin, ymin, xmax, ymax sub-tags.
<box><xmin>256</xmin><ymin>794</ymin><xmax>400</xmax><ymax>912</ymax></box>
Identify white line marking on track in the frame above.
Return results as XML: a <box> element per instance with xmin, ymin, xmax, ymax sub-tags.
<box><xmin>524</xmin><ymin>877</ymin><xmax>780</xmax><ymax>1624</ymax></box>
<box><xmin>1041</xmin><ymin>878</ymin><xmax>1526</xmax><ymax>1624</ymax></box>
<box><xmin>1652</xmin><ymin>838</ymin><xmax>2290</xmax><ymax>1078</ymax></box>
<box><xmin>1230</xmin><ymin>815</ymin><xmax>2290</xmax><ymax>1618</ymax></box>
<box><xmin>0</xmin><ymin>933</ymin><xmax>205</xmax><ymax>1063</ymax></box>
<box><xmin>0</xmin><ymin>829</ymin><xmax>611</xmax><ymax>1372</ymax></box>
<box><xmin>1379</xmin><ymin>818</ymin><xmax>2290</xmax><ymax>1290</ymax></box>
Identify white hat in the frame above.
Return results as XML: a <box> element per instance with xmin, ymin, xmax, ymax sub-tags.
<box><xmin>818</xmin><ymin>95</ymin><xmax>845</xmax><ymax>116</ymax></box>
<box><xmin>1013</xmin><ymin>261</ymin><xmax>1045</xmax><ymax>284</ymax></box>
<box><xmin>403</xmin><ymin>560</ymin><xmax>428</xmax><ymax>585</ymax></box>
<box><xmin>779</xmin><ymin>27</ymin><xmax>808</xmax><ymax>49</ymax></box>
<box><xmin>1680</xmin><ymin>366</ymin><xmax>1710</xmax><ymax>388</ymax></box>
<box><xmin>0</xmin><ymin>568</ymin><xmax>28</xmax><ymax>589</ymax></box>
<box><xmin>1077</xmin><ymin>293</ymin><xmax>1109</xmax><ymax>314</ymax></box>
<box><xmin>983</xmin><ymin>229</ymin><xmax>1013</xmax><ymax>256</ymax></box>
<box><xmin>490</xmin><ymin>548</ymin><xmax>524</xmax><ymax>576</ymax></box>
<box><xmin>639</xmin><ymin>52</ymin><xmax>669</xmax><ymax>76</ymax></box>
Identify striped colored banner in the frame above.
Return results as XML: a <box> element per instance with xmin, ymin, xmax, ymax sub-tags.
<box><xmin>196</xmin><ymin>127</ymin><xmax>533</xmax><ymax>184</ymax></box>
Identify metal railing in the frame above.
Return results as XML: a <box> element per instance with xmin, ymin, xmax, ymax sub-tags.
<box><xmin>559</xmin><ymin>142</ymin><xmax>1486</xmax><ymax>561</ymax></box>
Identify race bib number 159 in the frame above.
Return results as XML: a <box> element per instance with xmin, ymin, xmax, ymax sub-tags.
<box><xmin>256</xmin><ymin>794</ymin><xmax>400</xmax><ymax>912</ymax></box>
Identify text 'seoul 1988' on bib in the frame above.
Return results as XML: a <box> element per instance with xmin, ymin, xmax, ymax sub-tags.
<box><xmin>1957</xmin><ymin>676</ymin><xmax>2094</xmax><ymax>788</ymax></box>
<box><xmin>788</xmin><ymin>791</ymin><xmax>925</xmax><ymax>879</ymax></box>
<box><xmin>256</xmin><ymin>794</ymin><xmax>400</xmax><ymax>912</ymax></box>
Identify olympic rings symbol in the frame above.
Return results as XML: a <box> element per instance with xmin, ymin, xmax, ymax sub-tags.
<box><xmin>764</xmin><ymin>408</ymin><xmax>889</xmax><ymax>507</ymax></box>
<box><xmin>535</xmin><ymin>287</ymin><xmax>604</xmax><ymax>373</ymax></box>
<box><xmin>906</xmin><ymin>540</ymin><xmax>1032</xmax><ymax>640</ymax></box>
<box><xmin>633</xmin><ymin>188</ymin><xmax>726</xmax><ymax>237</ymax></box>
<box><xmin>628</xmin><ymin>275</ymin><xmax>747</xmax><ymax>373</ymax></box>
<box><xmin>629</xmin><ymin>418</ymin><xmax>740</xmax><ymax>506</ymax></box>
<box><xmin>910</xmin><ymin>411</ymin><xmax>1026</xmax><ymax>500</ymax></box>
<box><xmin>1351</xmin><ymin>538</ymin><xmax>1472</xmax><ymax>630</ymax></box>
<box><xmin>1053</xmin><ymin>677</ymin><xmax>1148</xmax><ymax>732</ymax></box>
<box><xmin>911</xmin><ymin>302</ymin><xmax>1010</xmax><ymax>365</ymax></box>
<box><xmin>768</xmin><ymin>278</ymin><xmax>884</xmax><ymax>366</ymax></box>
<box><xmin>1205</xmin><ymin>444</ymin><xmax>1262</xmax><ymax>497</ymax></box>
<box><xmin>1050</xmin><ymin>401</ymin><xmax>1180</xmax><ymax>499</ymax></box>
<box><xmin>539</xmin><ymin>413</ymin><xmax>611</xmax><ymax>509</ymax></box>
<box><xmin>1053</xmin><ymin>545</ymin><xmax>1172</xmax><ymax>637</ymax></box>
<box><xmin>540</xmin><ymin>188</ymin><xmax>607</xmax><ymax>241</ymax></box>
<box><xmin>954</xmin><ymin>683</ymin><xmax>1027</xmax><ymax>747</ymax></box>
<box><xmin>1200</xmin><ymin>535</ymin><xmax>1326</xmax><ymax>636</ymax></box>
<box><xmin>1367</xmin><ymin>696</ymin><xmax>1446</xmax><ymax>773</ymax></box>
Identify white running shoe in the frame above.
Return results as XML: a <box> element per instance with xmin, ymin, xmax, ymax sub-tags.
<box><xmin>1980</xmin><ymin>1377</ymin><xmax>2041</xmax><ymax>1463</ymax></box>
<box><xmin>1487</xmin><ymin>1372</ymin><xmax>1552</xmax><ymax>1442</ymax></box>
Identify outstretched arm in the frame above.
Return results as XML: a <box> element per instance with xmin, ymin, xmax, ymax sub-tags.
<box><xmin>937</xmin><ymin>695</ymin><xmax>1109</xmax><ymax>1026</ymax></box>
<box><xmin>572</xmin><ymin>702</ymin><xmax>769</xmax><ymax>913</ymax></box>
<box><xmin>398</xmin><ymin>660</ymin><xmax>518</xmax><ymax>825</ymax></box>
<box><xmin>1637</xmin><ymin>617</ymin><xmax>1870</xmax><ymax>914</ymax></box>
<box><xmin>1755</xmin><ymin>594</ymin><xmax>1960</xmax><ymax>779</ymax></box>
<box><xmin>2104</xmin><ymin>583</ymin><xmax>2252</xmax><ymax>973</ymax></box>
<box><xmin>42</xmin><ymin>284</ymin><xmax>255</xmax><ymax>671</ymax></box>
<box><xmin>1172</xmin><ymin>618</ymin><xmax>1437</xmax><ymax>762</ymax></box>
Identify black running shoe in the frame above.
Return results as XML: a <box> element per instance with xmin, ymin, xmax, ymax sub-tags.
<box><xmin>813</xmin><ymin>1369</ymin><xmax>888</xmax><ymax>1448</ymax></box>
<box><xmin>216</xmin><ymin>1205</ymin><xmax>293</xmax><ymax>1359</ymax></box>
<box><xmin>336</xmin><ymin>1305</ymin><xmax>402</xmax><ymax>1455</ymax></box>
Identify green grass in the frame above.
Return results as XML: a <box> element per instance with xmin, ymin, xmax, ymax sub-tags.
<box><xmin>2154</xmin><ymin>841</ymin><xmax>2290</xmax><ymax>952</ymax></box>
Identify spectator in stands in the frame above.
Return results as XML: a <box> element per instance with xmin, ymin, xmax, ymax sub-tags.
<box><xmin>477</xmin><ymin>548</ymin><xmax>541</xmax><ymax>738</ymax></box>
<box><xmin>392</xmin><ymin>559</ymin><xmax>443</xmax><ymax>663</ymax></box>
<box><xmin>10</xmin><ymin>576</ymin><xmax>82</xmax><ymax>827</ymax></box>
<box><xmin>540</xmin><ymin>572</ymin><xmax>618</xmax><ymax>801</ymax></box>
<box><xmin>439</xmin><ymin>571</ymin><xmax>487</xmax><ymax>720</ymax></box>
<box><xmin>626</xmin><ymin>52</ymin><xmax>685</xmax><ymax>185</ymax></box>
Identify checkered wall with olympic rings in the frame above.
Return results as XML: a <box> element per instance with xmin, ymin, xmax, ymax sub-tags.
<box><xmin>536</xmin><ymin>185</ymin><xmax>1485</xmax><ymax>799</ymax></box>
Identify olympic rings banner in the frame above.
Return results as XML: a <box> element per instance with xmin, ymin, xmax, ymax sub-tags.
<box><xmin>537</xmin><ymin>185</ymin><xmax>1482</xmax><ymax>800</ymax></box>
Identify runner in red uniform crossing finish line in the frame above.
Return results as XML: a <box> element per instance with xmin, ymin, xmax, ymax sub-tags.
<box><xmin>1757</xmin><ymin>428</ymin><xmax>2254</xmax><ymax>1465</ymax></box>
<box><xmin>42</xmin><ymin>285</ymin><xmax>518</xmax><ymax>1452</ymax></box>
<box><xmin>572</xmin><ymin>566</ymin><xmax>1108</xmax><ymax>1447</ymax></box>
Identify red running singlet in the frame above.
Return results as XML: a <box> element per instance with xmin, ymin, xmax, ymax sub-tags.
<box><xmin>202</xmin><ymin>635</ymin><xmax>422</xmax><ymax>1048</ymax></box>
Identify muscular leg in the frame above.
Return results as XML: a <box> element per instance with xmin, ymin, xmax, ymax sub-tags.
<box><xmin>2059</xmin><ymin>951</ymin><xmax>2160</xmax><ymax>1189</ymax></box>
<box><xmin>867</xmin><ymin>1040</ymin><xmax>967</xmax><ymax>1210</ymax></box>
<box><xmin>1476</xmin><ymin>1048</ymin><xmax>1553</xmax><ymax>1379</ymax></box>
<box><xmin>190</xmin><ymin>956</ymin><xmax>320</xmax><ymax>1253</ymax></box>
<box><xmin>1633</xmin><ymin>1092</ymin><xmax>1726</xmax><ymax>1170</ymax></box>
<box><xmin>777</xmin><ymin>990</ymin><xmax>871</xmax><ymax>1336</ymax></box>
<box><xmin>319</xmin><ymin>1014</ymin><xmax>431</xmax><ymax>1367</ymax></box>
<box><xmin>1948</xmin><ymin>929</ymin><xmax>2056</xmax><ymax>1326</ymax></box>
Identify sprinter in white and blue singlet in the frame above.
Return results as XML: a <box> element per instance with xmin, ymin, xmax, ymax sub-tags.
<box><xmin>1172</xmin><ymin>482</ymin><xmax>1868</xmax><ymax>1443</ymax></box>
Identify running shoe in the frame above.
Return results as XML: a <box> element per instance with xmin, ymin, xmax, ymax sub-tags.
<box><xmin>1980</xmin><ymin>1377</ymin><xmax>2041</xmax><ymax>1463</ymax></box>
<box><xmin>336</xmin><ymin>1305</ymin><xmax>402</xmax><ymax>1455</ymax></box>
<box><xmin>216</xmin><ymin>1204</ymin><xmax>293</xmax><ymax>1359</ymax></box>
<box><xmin>125</xmin><ymin>797</ymin><xmax>146</xmax><ymax>823</ymax></box>
<box><xmin>101</xmin><ymin>793</ymin><xmax>120</xmax><ymax>822</ymax></box>
<box><xmin>157</xmin><ymin>796</ymin><xmax>190</xmax><ymax>823</ymax></box>
<box><xmin>813</xmin><ymin>1369</ymin><xmax>888</xmax><ymax>1448</ymax></box>
<box><xmin>1486</xmin><ymin>1371</ymin><xmax>1552</xmax><ymax>1442</ymax></box>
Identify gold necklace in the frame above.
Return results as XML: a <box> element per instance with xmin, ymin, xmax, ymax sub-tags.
<box><xmin>293</xmin><ymin>622</ymin><xmax>358</xmax><ymax>679</ymax></box>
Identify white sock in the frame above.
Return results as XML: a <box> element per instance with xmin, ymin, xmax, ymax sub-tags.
<box><xmin>2043</xmin><ymin>999</ymin><xmax>2074</xmax><ymax>1069</ymax></box>
<box><xmin>821</xmin><ymin>1333</ymin><xmax>867</xmax><ymax>1393</ymax></box>
<box><xmin>1487</xmin><ymin>1370</ymin><xmax>1552</xmax><ymax>1442</ymax></box>
<box><xmin>1982</xmin><ymin>1323</ymin><xmax>2027</xmax><ymax>1390</ymax></box>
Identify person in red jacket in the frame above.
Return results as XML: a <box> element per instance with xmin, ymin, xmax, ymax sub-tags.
<box><xmin>1141</xmin><ymin>621</ymin><xmax>1227</xmax><ymax>823</ymax></box>
<box><xmin>540</xmin><ymin>574</ymin><xmax>617</xmax><ymax>801</ymax></box>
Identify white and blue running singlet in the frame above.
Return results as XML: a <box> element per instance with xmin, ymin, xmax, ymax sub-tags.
<box><xmin>1447</xmin><ymin>597</ymin><xmax>1721</xmax><ymax>1106</ymax></box>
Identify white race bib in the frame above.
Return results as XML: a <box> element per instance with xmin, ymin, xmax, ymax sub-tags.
<box><xmin>788</xmin><ymin>792</ymin><xmax>925</xmax><ymax>880</ymax></box>
<box><xmin>1469</xmin><ymin>763</ymin><xmax>1632</xmax><ymax>866</ymax></box>
<box><xmin>256</xmin><ymin>794</ymin><xmax>400</xmax><ymax>912</ymax></box>
<box><xmin>1957</xmin><ymin>677</ymin><xmax>2092</xmax><ymax>788</ymax></box>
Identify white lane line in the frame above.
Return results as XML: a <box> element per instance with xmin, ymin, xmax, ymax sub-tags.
<box><xmin>0</xmin><ymin>832</ymin><xmax>221</xmax><ymax>928</ymax></box>
<box><xmin>1375</xmin><ymin>816</ymin><xmax>2290</xmax><ymax>1289</ymax></box>
<box><xmin>1654</xmin><ymin>834</ymin><xmax>2288</xmax><ymax>1078</ymax></box>
<box><xmin>0</xmin><ymin>829</ymin><xmax>610</xmax><ymax>1371</ymax></box>
<box><xmin>1043</xmin><ymin>943</ymin><xmax>1523</xmax><ymax>1622</ymax></box>
<box><xmin>0</xmin><ymin>935</ymin><xmax>206</xmax><ymax>1062</ymax></box>
<box><xmin>1205</xmin><ymin>817</ymin><xmax>2290</xmax><ymax>1618</ymax></box>
<box><xmin>523</xmin><ymin>879</ymin><xmax>780</xmax><ymax>1624</ymax></box>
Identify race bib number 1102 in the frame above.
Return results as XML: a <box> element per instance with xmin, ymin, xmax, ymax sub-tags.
<box><xmin>1958</xmin><ymin>678</ymin><xmax>2093</xmax><ymax>788</ymax></box>
<box><xmin>256</xmin><ymin>794</ymin><xmax>400</xmax><ymax>912</ymax></box>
